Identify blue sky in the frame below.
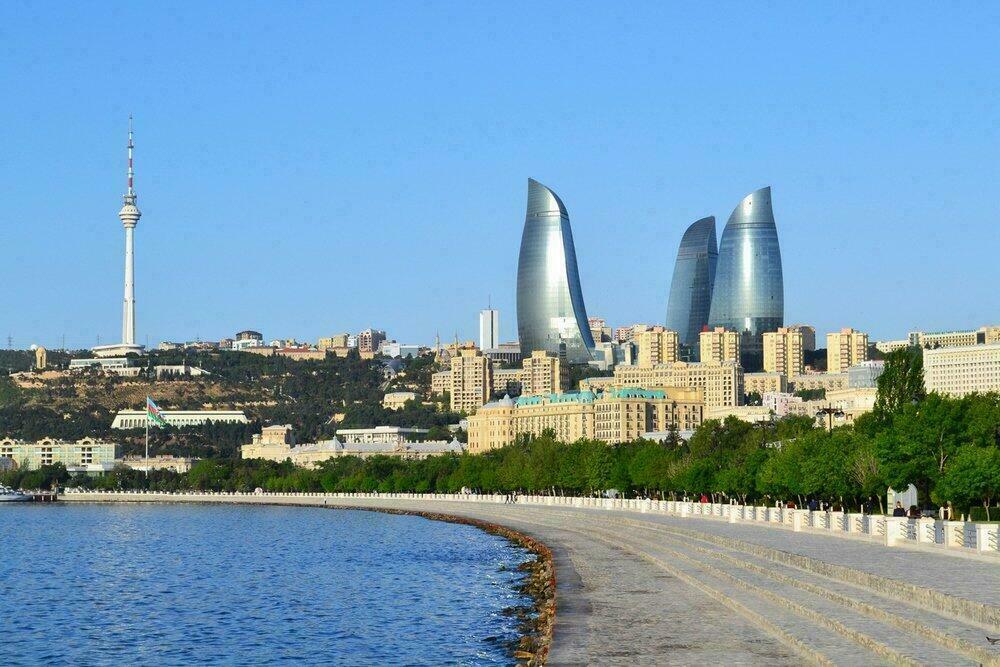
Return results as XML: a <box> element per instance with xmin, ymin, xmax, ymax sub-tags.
<box><xmin>2</xmin><ymin>3</ymin><xmax>998</xmax><ymax>349</ymax></box>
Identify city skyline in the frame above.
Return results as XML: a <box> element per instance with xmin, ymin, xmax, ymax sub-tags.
<box><xmin>3</xmin><ymin>4</ymin><xmax>999</xmax><ymax>349</ymax></box>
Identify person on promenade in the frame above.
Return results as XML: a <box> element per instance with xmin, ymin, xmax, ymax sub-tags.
<box><xmin>907</xmin><ymin>505</ymin><xmax>920</xmax><ymax>519</ymax></box>
<box><xmin>807</xmin><ymin>498</ymin><xmax>819</xmax><ymax>512</ymax></box>
<box><xmin>786</xmin><ymin>500</ymin><xmax>797</xmax><ymax>509</ymax></box>
<box><xmin>892</xmin><ymin>501</ymin><xmax>907</xmax><ymax>517</ymax></box>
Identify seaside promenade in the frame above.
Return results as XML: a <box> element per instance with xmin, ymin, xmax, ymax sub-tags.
<box><xmin>62</xmin><ymin>491</ymin><xmax>1000</xmax><ymax>666</ymax></box>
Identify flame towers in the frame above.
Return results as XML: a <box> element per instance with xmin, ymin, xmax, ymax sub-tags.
<box><xmin>708</xmin><ymin>186</ymin><xmax>784</xmax><ymax>363</ymax></box>
<box><xmin>665</xmin><ymin>216</ymin><xmax>717</xmax><ymax>352</ymax></box>
<box><xmin>516</xmin><ymin>179</ymin><xmax>595</xmax><ymax>363</ymax></box>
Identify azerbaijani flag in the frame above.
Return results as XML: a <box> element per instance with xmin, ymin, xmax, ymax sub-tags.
<box><xmin>146</xmin><ymin>396</ymin><xmax>168</xmax><ymax>428</ymax></box>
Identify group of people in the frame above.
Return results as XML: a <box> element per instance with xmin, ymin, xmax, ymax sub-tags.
<box><xmin>503</xmin><ymin>492</ymin><xmax>519</xmax><ymax>504</ymax></box>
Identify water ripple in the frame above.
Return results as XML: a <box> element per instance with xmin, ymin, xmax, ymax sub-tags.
<box><xmin>2</xmin><ymin>504</ymin><xmax>530</xmax><ymax>666</ymax></box>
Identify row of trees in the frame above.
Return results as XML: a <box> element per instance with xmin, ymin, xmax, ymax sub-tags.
<box><xmin>11</xmin><ymin>348</ymin><xmax>1000</xmax><ymax>519</ymax></box>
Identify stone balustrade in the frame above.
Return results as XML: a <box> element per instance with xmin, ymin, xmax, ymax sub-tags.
<box><xmin>60</xmin><ymin>489</ymin><xmax>1000</xmax><ymax>557</ymax></box>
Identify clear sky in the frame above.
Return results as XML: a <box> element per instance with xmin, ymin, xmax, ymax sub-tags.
<box><xmin>2</xmin><ymin>3</ymin><xmax>998</xmax><ymax>350</ymax></box>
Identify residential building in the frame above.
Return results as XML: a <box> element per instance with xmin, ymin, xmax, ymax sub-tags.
<box><xmin>588</xmin><ymin>317</ymin><xmax>612</xmax><ymax>344</ymax></box>
<box><xmin>431</xmin><ymin>370</ymin><xmax>452</xmax><ymax>397</ymax></box>
<box><xmin>382</xmin><ymin>392</ymin><xmax>417</xmax><ymax>410</ymax></box>
<box><xmin>763</xmin><ymin>327</ymin><xmax>805</xmax><ymax>379</ymax></box>
<box><xmin>492</xmin><ymin>368</ymin><xmax>526</xmax><ymax>396</ymax></box>
<box><xmin>636</xmin><ymin>327</ymin><xmax>680</xmax><ymax>367</ymax></box>
<box><xmin>378</xmin><ymin>341</ymin><xmax>422</xmax><ymax>358</ymax></box>
<box><xmin>521</xmin><ymin>350</ymin><xmax>566</xmax><ymax>395</ymax></box>
<box><xmin>68</xmin><ymin>357</ymin><xmax>140</xmax><ymax>377</ymax></box>
<box><xmin>318</xmin><ymin>333</ymin><xmax>351</xmax><ymax>351</ymax></box>
<box><xmin>876</xmin><ymin>339</ymin><xmax>910</xmax><ymax>354</ymax></box>
<box><xmin>111</xmin><ymin>409</ymin><xmax>249</xmax><ymax>429</ymax></box>
<box><xmin>907</xmin><ymin>326</ymin><xmax>1000</xmax><ymax>349</ymax></box>
<box><xmin>116</xmin><ymin>455</ymin><xmax>194</xmax><ymax>474</ymax></box>
<box><xmin>788</xmin><ymin>373</ymin><xmax>849</xmax><ymax>393</ymax></box>
<box><xmin>483</xmin><ymin>342</ymin><xmax>522</xmax><ymax>366</ymax></box>
<box><xmin>615</xmin><ymin>324</ymin><xmax>652</xmax><ymax>344</ymax></box>
<box><xmin>516</xmin><ymin>178</ymin><xmax>595</xmax><ymax>363</ymax></box>
<box><xmin>276</xmin><ymin>347</ymin><xmax>326</xmax><ymax>361</ymax></box>
<box><xmin>708</xmin><ymin>187</ymin><xmax>784</xmax><ymax>362</ymax></box>
<box><xmin>827</xmin><ymin>328</ymin><xmax>869</xmax><ymax>373</ymax></box>
<box><xmin>467</xmin><ymin>387</ymin><xmax>703</xmax><ymax>453</ymax></box>
<box><xmin>449</xmin><ymin>349</ymin><xmax>492</xmax><ymax>413</ymax></box>
<box><xmin>154</xmin><ymin>365</ymin><xmax>209</xmax><ymax>378</ymax></box>
<box><xmin>848</xmin><ymin>361</ymin><xmax>885</xmax><ymax>388</ymax></box>
<box><xmin>786</xmin><ymin>324</ymin><xmax>817</xmax><ymax>352</ymax></box>
<box><xmin>335</xmin><ymin>426</ymin><xmax>429</xmax><ymax>445</ymax></box>
<box><xmin>0</xmin><ymin>437</ymin><xmax>120</xmax><ymax>473</ymax></box>
<box><xmin>233</xmin><ymin>330</ymin><xmax>264</xmax><ymax>351</ymax></box>
<box><xmin>665</xmin><ymin>216</ymin><xmax>718</xmax><ymax>351</ymax></box>
<box><xmin>479</xmin><ymin>309</ymin><xmax>500</xmax><ymax>350</ymax></box>
<box><xmin>744</xmin><ymin>372</ymin><xmax>787</xmax><ymax>397</ymax></box>
<box><xmin>242</xmin><ymin>426</ymin><xmax>462</xmax><ymax>466</ymax></box>
<box><xmin>699</xmin><ymin>327</ymin><xmax>740</xmax><ymax>364</ymax></box>
<box><xmin>923</xmin><ymin>343</ymin><xmax>1000</xmax><ymax>397</ymax></box>
<box><xmin>357</xmin><ymin>329</ymin><xmax>387</xmax><ymax>354</ymax></box>
<box><xmin>612</xmin><ymin>360</ymin><xmax>742</xmax><ymax>408</ymax></box>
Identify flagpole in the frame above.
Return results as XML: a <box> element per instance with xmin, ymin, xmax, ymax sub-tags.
<box><xmin>145</xmin><ymin>397</ymin><xmax>149</xmax><ymax>479</ymax></box>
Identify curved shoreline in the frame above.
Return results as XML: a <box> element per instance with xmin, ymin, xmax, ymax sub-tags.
<box><xmin>326</xmin><ymin>505</ymin><xmax>555</xmax><ymax>665</ymax></box>
<box><xmin>53</xmin><ymin>496</ymin><xmax>556</xmax><ymax>666</ymax></box>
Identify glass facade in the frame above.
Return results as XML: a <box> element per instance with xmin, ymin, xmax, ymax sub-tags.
<box><xmin>708</xmin><ymin>187</ymin><xmax>784</xmax><ymax>353</ymax></box>
<box><xmin>516</xmin><ymin>179</ymin><xmax>595</xmax><ymax>363</ymax></box>
<box><xmin>665</xmin><ymin>216</ymin><xmax>717</xmax><ymax>352</ymax></box>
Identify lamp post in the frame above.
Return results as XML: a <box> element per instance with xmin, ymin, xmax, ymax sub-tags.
<box><xmin>815</xmin><ymin>405</ymin><xmax>845</xmax><ymax>432</ymax></box>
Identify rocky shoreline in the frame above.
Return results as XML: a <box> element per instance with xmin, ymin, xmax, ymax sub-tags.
<box><xmin>328</xmin><ymin>506</ymin><xmax>556</xmax><ymax>666</ymax></box>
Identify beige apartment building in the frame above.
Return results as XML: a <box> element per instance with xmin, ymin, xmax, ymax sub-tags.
<box><xmin>789</xmin><ymin>372</ymin><xmax>849</xmax><ymax>393</ymax></box>
<box><xmin>763</xmin><ymin>327</ymin><xmax>805</xmax><ymax>379</ymax></box>
<box><xmin>786</xmin><ymin>324</ymin><xmax>817</xmax><ymax>352</ymax></box>
<box><xmin>612</xmin><ymin>360</ymin><xmax>742</xmax><ymax>408</ymax></box>
<box><xmin>521</xmin><ymin>350</ymin><xmax>566</xmax><ymax>395</ymax></box>
<box><xmin>467</xmin><ymin>387</ymin><xmax>704</xmax><ymax>453</ymax></box>
<box><xmin>431</xmin><ymin>370</ymin><xmax>451</xmax><ymax>397</ymax></box>
<box><xmin>317</xmin><ymin>333</ymin><xmax>351</xmax><ymax>351</ymax></box>
<box><xmin>827</xmin><ymin>328</ymin><xmax>869</xmax><ymax>373</ymax></box>
<box><xmin>923</xmin><ymin>342</ymin><xmax>1000</xmax><ymax>397</ymax></box>
<box><xmin>242</xmin><ymin>425</ymin><xmax>463</xmax><ymax>466</ymax></box>
<box><xmin>450</xmin><ymin>349</ymin><xmax>492</xmax><ymax>413</ymax></box>
<box><xmin>744</xmin><ymin>371</ymin><xmax>787</xmax><ymax>397</ymax></box>
<box><xmin>636</xmin><ymin>327</ymin><xmax>680</xmax><ymax>366</ymax></box>
<box><xmin>700</xmin><ymin>327</ymin><xmax>740</xmax><ymax>364</ymax></box>
<box><xmin>382</xmin><ymin>391</ymin><xmax>417</xmax><ymax>410</ymax></box>
<box><xmin>0</xmin><ymin>437</ymin><xmax>120</xmax><ymax>472</ymax></box>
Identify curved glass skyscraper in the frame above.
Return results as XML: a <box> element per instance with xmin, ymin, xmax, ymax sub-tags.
<box><xmin>708</xmin><ymin>187</ymin><xmax>783</xmax><ymax>355</ymax></box>
<box><xmin>665</xmin><ymin>216</ymin><xmax>717</xmax><ymax>352</ymax></box>
<box><xmin>516</xmin><ymin>178</ymin><xmax>595</xmax><ymax>363</ymax></box>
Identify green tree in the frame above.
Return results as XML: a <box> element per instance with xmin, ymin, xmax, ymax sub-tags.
<box><xmin>933</xmin><ymin>445</ymin><xmax>1000</xmax><ymax>520</ymax></box>
<box><xmin>873</xmin><ymin>347</ymin><xmax>925</xmax><ymax>422</ymax></box>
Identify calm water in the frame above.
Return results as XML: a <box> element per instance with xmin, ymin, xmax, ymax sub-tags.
<box><xmin>1</xmin><ymin>504</ymin><xmax>532</xmax><ymax>666</ymax></box>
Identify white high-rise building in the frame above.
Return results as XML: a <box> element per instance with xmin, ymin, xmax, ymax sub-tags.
<box><xmin>479</xmin><ymin>308</ymin><xmax>499</xmax><ymax>350</ymax></box>
<box><xmin>93</xmin><ymin>117</ymin><xmax>145</xmax><ymax>358</ymax></box>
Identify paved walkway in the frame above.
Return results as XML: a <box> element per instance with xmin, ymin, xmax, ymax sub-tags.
<box><xmin>62</xmin><ymin>494</ymin><xmax>1000</xmax><ymax>666</ymax></box>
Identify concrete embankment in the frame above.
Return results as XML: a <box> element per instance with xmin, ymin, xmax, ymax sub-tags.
<box><xmin>62</xmin><ymin>492</ymin><xmax>1000</xmax><ymax>666</ymax></box>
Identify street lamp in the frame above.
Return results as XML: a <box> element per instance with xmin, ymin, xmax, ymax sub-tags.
<box><xmin>815</xmin><ymin>405</ymin><xmax>845</xmax><ymax>432</ymax></box>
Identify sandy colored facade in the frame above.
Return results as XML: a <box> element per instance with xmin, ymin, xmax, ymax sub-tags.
<box><xmin>467</xmin><ymin>387</ymin><xmax>704</xmax><ymax>453</ymax></box>
<box><xmin>743</xmin><ymin>372</ymin><xmax>787</xmax><ymax>397</ymax></box>
<box><xmin>789</xmin><ymin>372</ymin><xmax>849</xmax><ymax>393</ymax></box>
<box><xmin>0</xmin><ymin>437</ymin><xmax>120</xmax><ymax>472</ymax></box>
<box><xmin>923</xmin><ymin>342</ymin><xmax>1000</xmax><ymax>397</ymax></box>
<box><xmin>699</xmin><ymin>327</ymin><xmax>740</xmax><ymax>364</ymax></box>
<box><xmin>382</xmin><ymin>391</ymin><xmax>417</xmax><ymax>410</ymax></box>
<box><xmin>612</xmin><ymin>360</ymin><xmax>742</xmax><ymax>408</ymax></box>
<box><xmin>827</xmin><ymin>328</ymin><xmax>869</xmax><ymax>373</ymax></box>
<box><xmin>636</xmin><ymin>327</ymin><xmax>680</xmax><ymax>366</ymax></box>
<box><xmin>450</xmin><ymin>349</ymin><xmax>492</xmax><ymax>414</ymax></box>
<box><xmin>763</xmin><ymin>327</ymin><xmax>804</xmax><ymax>379</ymax></box>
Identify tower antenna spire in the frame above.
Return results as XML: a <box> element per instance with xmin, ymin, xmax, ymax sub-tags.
<box><xmin>125</xmin><ymin>114</ymin><xmax>136</xmax><ymax>203</ymax></box>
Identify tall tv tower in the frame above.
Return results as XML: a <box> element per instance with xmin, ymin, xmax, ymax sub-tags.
<box><xmin>93</xmin><ymin>116</ymin><xmax>145</xmax><ymax>358</ymax></box>
<box><xmin>119</xmin><ymin>116</ymin><xmax>141</xmax><ymax>346</ymax></box>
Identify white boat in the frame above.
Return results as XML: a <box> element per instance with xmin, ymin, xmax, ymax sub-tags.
<box><xmin>0</xmin><ymin>485</ymin><xmax>30</xmax><ymax>502</ymax></box>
